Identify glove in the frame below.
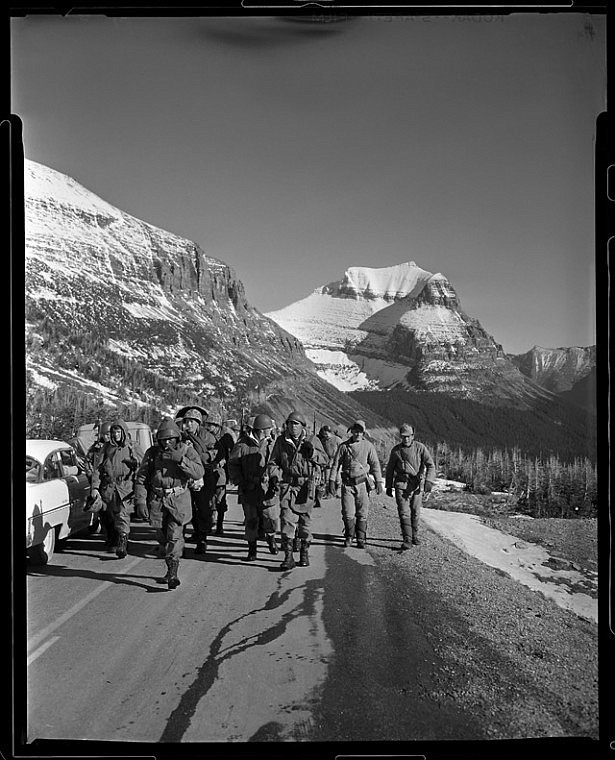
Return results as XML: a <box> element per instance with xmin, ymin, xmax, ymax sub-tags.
<box><xmin>162</xmin><ymin>448</ymin><xmax>183</xmax><ymax>463</ymax></box>
<box><xmin>123</xmin><ymin>456</ymin><xmax>138</xmax><ymax>470</ymax></box>
<box><xmin>135</xmin><ymin>502</ymin><xmax>149</xmax><ymax>520</ymax></box>
<box><xmin>376</xmin><ymin>482</ymin><xmax>384</xmax><ymax>495</ymax></box>
<box><xmin>386</xmin><ymin>487</ymin><xmax>393</xmax><ymax>498</ymax></box>
<box><xmin>300</xmin><ymin>441</ymin><xmax>314</xmax><ymax>459</ymax></box>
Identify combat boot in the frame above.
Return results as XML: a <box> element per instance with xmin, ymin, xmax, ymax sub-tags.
<box><xmin>245</xmin><ymin>541</ymin><xmax>258</xmax><ymax>561</ymax></box>
<box><xmin>343</xmin><ymin>517</ymin><xmax>356</xmax><ymax>547</ymax></box>
<box><xmin>215</xmin><ymin>512</ymin><xmax>225</xmax><ymax>536</ymax></box>
<box><xmin>292</xmin><ymin>535</ymin><xmax>301</xmax><ymax>553</ymax></box>
<box><xmin>400</xmin><ymin>519</ymin><xmax>413</xmax><ymax>550</ymax></box>
<box><xmin>115</xmin><ymin>533</ymin><xmax>128</xmax><ymax>559</ymax></box>
<box><xmin>355</xmin><ymin>520</ymin><xmax>367</xmax><ymax>549</ymax></box>
<box><xmin>194</xmin><ymin>541</ymin><xmax>207</xmax><ymax>555</ymax></box>
<box><xmin>266</xmin><ymin>533</ymin><xmax>279</xmax><ymax>555</ymax></box>
<box><xmin>298</xmin><ymin>539</ymin><xmax>310</xmax><ymax>567</ymax></box>
<box><xmin>167</xmin><ymin>558</ymin><xmax>181</xmax><ymax>590</ymax></box>
<box><xmin>411</xmin><ymin>528</ymin><xmax>421</xmax><ymax>545</ymax></box>
<box><xmin>280</xmin><ymin>536</ymin><xmax>296</xmax><ymax>570</ymax></box>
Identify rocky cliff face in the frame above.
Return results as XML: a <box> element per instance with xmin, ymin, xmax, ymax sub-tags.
<box><xmin>23</xmin><ymin>159</ymin><xmax>394</xmax><ymax>437</ymax></box>
<box><xmin>509</xmin><ymin>346</ymin><xmax>596</xmax><ymax>393</ymax></box>
<box><xmin>267</xmin><ymin>264</ymin><xmax>551</xmax><ymax>408</ymax></box>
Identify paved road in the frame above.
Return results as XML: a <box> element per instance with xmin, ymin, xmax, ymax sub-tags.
<box><xmin>26</xmin><ymin>493</ymin><xmax>487</xmax><ymax>744</ymax></box>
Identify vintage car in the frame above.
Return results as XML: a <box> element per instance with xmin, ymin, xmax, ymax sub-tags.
<box><xmin>26</xmin><ymin>439</ymin><xmax>99</xmax><ymax>565</ymax></box>
<box><xmin>75</xmin><ymin>421</ymin><xmax>153</xmax><ymax>456</ymax></box>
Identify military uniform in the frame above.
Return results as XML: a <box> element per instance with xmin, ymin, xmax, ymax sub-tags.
<box><xmin>266</xmin><ymin>411</ymin><xmax>328</xmax><ymax>569</ymax></box>
<box><xmin>228</xmin><ymin>413</ymin><xmax>280</xmax><ymax>560</ymax></box>
<box><xmin>134</xmin><ymin>418</ymin><xmax>204</xmax><ymax>588</ymax></box>
<box><xmin>328</xmin><ymin>420</ymin><xmax>383</xmax><ymax>548</ymax></box>
<box><xmin>385</xmin><ymin>424</ymin><xmax>436</xmax><ymax>549</ymax></box>
<box><xmin>90</xmin><ymin>419</ymin><xmax>143</xmax><ymax>559</ymax></box>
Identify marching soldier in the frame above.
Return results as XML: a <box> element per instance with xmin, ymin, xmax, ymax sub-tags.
<box><xmin>205</xmin><ymin>411</ymin><xmax>233</xmax><ymax>537</ymax></box>
<box><xmin>266</xmin><ymin>410</ymin><xmax>328</xmax><ymax>570</ymax></box>
<box><xmin>90</xmin><ymin>419</ymin><xmax>143</xmax><ymax>559</ymax></box>
<box><xmin>385</xmin><ymin>423</ymin><xmax>436</xmax><ymax>549</ymax></box>
<box><xmin>328</xmin><ymin>420</ymin><xmax>384</xmax><ymax>548</ymax></box>
<box><xmin>315</xmin><ymin>424</ymin><xmax>342</xmax><ymax>507</ymax></box>
<box><xmin>85</xmin><ymin>422</ymin><xmax>116</xmax><ymax>549</ymax></box>
<box><xmin>134</xmin><ymin>418</ymin><xmax>204</xmax><ymax>589</ymax></box>
<box><xmin>228</xmin><ymin>413</ymin><xmax>279</xmax><ymax>561</ymax></box>
<box><xmin>175</xmin><ymin>407</ymin><xmax>219</xmax><ymax>556</ymax></box>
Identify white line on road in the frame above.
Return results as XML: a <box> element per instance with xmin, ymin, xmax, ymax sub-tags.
<box><xmin>27</xmin><ymin>556</ymin><xmax>143</xmax><ymax>653</ymax></box>
<box><xmin>27</xmin><ymin>635</ymin><xmax>60</xmax><ymax>665</ymax></box>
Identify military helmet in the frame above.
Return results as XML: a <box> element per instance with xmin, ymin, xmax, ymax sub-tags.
<box><xmin>99</xmin><ymin>422</ymin><xmax>111</xmax><ymax>435</ymax></box>
<box><xmin>182</xmin><ymin>408</ymin><xmax>203</xmax><ymax>424</ymax></box>
<box><xmin>286</xmin><ymin>410</ymin><xmax>306</xmax><ymax>426</ymax></box>
<box><xmin>252</xmin><ymin>413</ymin><xmax>273</xmax><ymax>431</ymax></box>
<box><xmin>400</xmin><ymin>423</ymin><xmax>414</xmax><ymax>436</ymax></box>
<box><xmin>156</xmin><ymin>418</ymin><xmax>182</xmax><ymax>441</ymax></box>
<box><xmin>207</xmin><ymin>411</ymin><xmax>223</xmax><ymax>426</ymax></box>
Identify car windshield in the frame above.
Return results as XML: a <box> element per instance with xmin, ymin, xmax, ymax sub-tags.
<box><xmin>26</xmin><ymin>456</ymin><xmax>42</xmax><ymax>483</ymax></box>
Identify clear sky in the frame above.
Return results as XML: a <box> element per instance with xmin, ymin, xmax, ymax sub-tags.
<box><xmin>11</xmin><ymin>13</ymin><xmax>605</xmax><ymax>354</ymax></box>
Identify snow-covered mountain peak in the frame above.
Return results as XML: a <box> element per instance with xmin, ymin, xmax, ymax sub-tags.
<box><xmin>24</xmin><ymin>159</ymin><xmax>121</xmax><ymax>217</ymax></box>
<box><xmin>321</xmin><ymin>261</ymin><xmax>433</xmax><ymax>301</ymax></box>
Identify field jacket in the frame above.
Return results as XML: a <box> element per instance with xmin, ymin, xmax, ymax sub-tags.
<box><xmin>228</xmin><ymin>434</ymin><xmax>274</xmax><ymax>502</ymax></box>
<box><xmin>329</xmin><ymin>438</ymin><xmax>383</xmax><ymax>487</ymax></box>
<box><xmin>134</xmin><ymin>443</ymin><xmax>205</xmax><ymax>527</ymax></box>
<box><xmin>91</xmin><ymin>420</ymin><xmax>143</xmax><ymax>505</ymax></box>
<box><xmin>385</xmin><ymin>441</ymin><xmax>436</xmax><ymax>492</ymax></box>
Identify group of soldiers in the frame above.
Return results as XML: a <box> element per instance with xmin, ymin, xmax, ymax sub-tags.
<box><xmin>85</xmin><ymin>407</ymin><xmax>436</xmax><ymax>590</ymax></box>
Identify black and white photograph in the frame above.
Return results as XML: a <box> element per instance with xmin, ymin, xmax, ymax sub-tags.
<box><xmin>12</xmin><ymin>6</ymin><xmax>607</xmax><ymax>756</ymax></box>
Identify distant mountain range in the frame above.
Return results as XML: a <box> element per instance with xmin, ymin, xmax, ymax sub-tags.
<box><xmin>23</xmin><ymin>159</ymin><xmax>395</xmax><ymax>442</ymax></box>
<box><xmin>266</xmin><ymin>263</ymin><xmax>595</xmax><ymax>412</ymax></box>
<box><xmin>23</xmin><ymin>158</ymin><xmax>596</xmax><ymax>459</ymax></box>
<box><xmin>508</xmin><ymin>346</ymin><xmax>596</xmax><ymax>411</ymax></box>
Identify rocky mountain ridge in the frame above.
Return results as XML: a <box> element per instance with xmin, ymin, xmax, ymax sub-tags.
<box><xmin>267</xmin><ymin>263</ymin><xmax>553</xmax><ymax>409</ymax></box>
<box><xmin>509</xmin><ymin>345</ymin><xmax>596</xmax><ymax>393</ymax></box>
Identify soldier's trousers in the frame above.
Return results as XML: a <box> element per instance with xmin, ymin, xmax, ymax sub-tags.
<box><xmin>241</xmin><ymin>493</ymin><xmax>280</xmax><ymax>542</ymax></box>
<box><xmin>160</xmin><ymin>510</ymin><xmax>185</xmax><ymax>560</ymax></box>
<box><xmin>100</xmin><ymin>508</ymin><xmax>119</xmax><ymax>546</ymax></box>
<box><xmin>191</xmin><ymin>486</ymin><xmax>224</xmax><ymax>542</ymax></box>
<box><xmin>279</xmin><ymin>485</ymin><xmax>312</xmax><ymax>541</ymax></box>
<box><xmin>341</xmin><ymin>482</ymin><xmax>370</xmax><ymax>523</ymax></box>
<box><xmin>394</xmin><ymin>485</ymin><xmax>422</xmax><ymax>539</ymax></box>
<box><xmin>106</xmin><ymin>493</ymin><xmax>132</xmax><ymax>537</ymax></box>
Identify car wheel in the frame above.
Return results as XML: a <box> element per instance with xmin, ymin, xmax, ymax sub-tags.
<box><xmin>28</xmin><ymin>525</ymin><xmax>56</xmax><ymax>565</ymax></box>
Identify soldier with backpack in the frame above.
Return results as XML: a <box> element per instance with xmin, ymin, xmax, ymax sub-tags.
<box><xmin>385</xmin><ymin>423</ymin><xmax>436</xmax><ymax>549</ymax></box>
<box><xmin>266</xmin><ymin>410</ymin><xmax>328</xmax><ymax>570</ymax></box>
<box><xmin>328</xmin><ymin>420</ymin><xmax>384</xmax><ymax>548</ymax></box>
<box><xmin>228</xmin><ymin>413</ymin><xmax>279</xmax><ymax>561</ymax></box>
<box><xmin>90</xmin><ymin>419</ymin><xmax>143</xmax><ymax>559</ymax></box>
<box><xmin>134</xmin><ymin>418</ymin><xmax>205</xmax><ymax>589</ymax></box>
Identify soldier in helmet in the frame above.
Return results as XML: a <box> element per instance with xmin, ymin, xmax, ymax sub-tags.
<box><xmin>84</xmin><ymin>422</ymin><xmax>115</xmax><ymax>548</ymax></box>
<box><xmin>266</xmin><ymin>410</ymin><xmax>328</xmax><ymax>570</ymax></box>
<box><xmin>175</xmin><ymin>407</ymin><xmax>220</xmax><ymax>557</ymax></box>
<box><xmin>315</xmin><ymin>424</ymin><xmax>342</xmax><ymax>507</ymax></box>
<box><xmin>328</xmin><ymin>420</ymin><xmax>384</xmax><ymax>549</ymax></box>
<box><xmin>228</xmin><ymin>413</ymin><xmax>279</xmax><ymax>561</ymax></box>
<box><xmin>90</xmin><ymin>419</ymin><xmax>143</xmax><ymax>558</ymax></box>
<box><xmin>134</xmin><ymin>418</ymin><xmax>204</xmax><ymax>589</ymax></box>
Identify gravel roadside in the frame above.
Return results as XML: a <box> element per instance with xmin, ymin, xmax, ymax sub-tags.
<box><xmin>365</xmin><ymin>494</ymin><xmax>599</xmax><ymax>740</ymax></box>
